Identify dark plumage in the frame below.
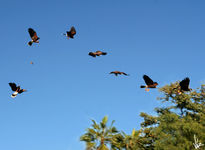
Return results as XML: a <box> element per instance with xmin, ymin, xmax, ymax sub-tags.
<box><xmin>28</xmin><ymin>28</ymin><xmax>40</xmax><ymax>46</ymax></box>
<box><xmin>9</xmin><ymin>83</ymin><xmax>18</xmax><ymax>91</ymax></box>
<box><xmin>180</xmin><ymin>78</ymin><xmax>190</xmax><ymax>91</ymax></box>
<box><xmin>141</xmin><ymin>75</ymin><xmax>158</xmax><ymax>91</ymax></box>
<box><xmin>9</xmin><ymin>83</ymin><xmax>26</xmax><ymax>98</ymax></box>
<box><xmin>64</xmin><ymin>26</ymin><xmax>76</xmax><ymax>39</ymax></box>
<box><xmin>89</xmin><ymin>51</ymin><xmax>107</xmax><ymax>57</ymax></box>
<box><xmin>177</xmin><ymin>77</ymin><xmax>191</xmax><ymax>94</ymax></box>
<box><xmin>110</xmin><ymin>71</ymin><xmax>129</xmax><ymax>76</ymax></box>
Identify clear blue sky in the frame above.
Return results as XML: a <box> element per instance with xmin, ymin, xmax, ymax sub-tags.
<box><xmin>0</xmin><ymin>0</ymin><xmax>205</xmax><ymax>149</ymax></box>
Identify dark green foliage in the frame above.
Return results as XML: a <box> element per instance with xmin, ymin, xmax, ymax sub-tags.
<box><xmin>81</xmin><ymin>83</ymin><xmax>205</xmax><ymax>149</ymax></box>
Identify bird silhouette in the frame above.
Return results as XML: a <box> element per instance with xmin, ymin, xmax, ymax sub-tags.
<box><xmin>140</xmin><ymin>75</ymin><xmax>158</xmax><ymax>91</ymax></box>
<box><xmin>89</xmin><ymin>51</ymin><xmax>107</xmax><ymax>57</ymax></box>
<box><xmin>28</xmin><ymin>28</ymin><xmax>40</xmax><ymax>46</ymax></box>
<box><xmin>177</xmin><ymin>77</ymin><xmax>191</xmax><ymax>94</ymax></box>
<box><xmin>9</xmin><ymin>83</ymin><xmax>26</xmax><ymax>98</ymax></box>
<box><xmin>110</xmin><ymin>71</ymin><xmax>129</xmax><ymax>76</ymax></box>
<box><xmin>63</xmin><ymin>26</ymin><xmax>76</xmax><ymax>39</ymax></box>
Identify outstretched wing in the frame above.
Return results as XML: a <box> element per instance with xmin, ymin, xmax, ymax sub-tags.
<box><xmin>143</xmin><ymin>75</ymin><xmax>154</xmax><ymax>85</ymax></box>
<box><xmin>28</xmin><ymin>28</ymin><xmax>36</xmax><ymax>38</ymax></box>
<box><xmin>89</xmin><ymin>52</ymin><xmax>96</xmax><ymax>57</ymax></box>
<box><xmin>28</xmin><ymin>28</ymin><xmax>39</xmax><ymax>41</ymax></box>
<box><xmin>9</xmin><ymin>83</ymin><xmax>17</xmax><ymax>91</ymax></box>
<box><xmin>122</xmin><ymin>72</ymin><xmax>128</xmax><ymax>76</ymax></box>
<box><xmin>180</xmin><ymin>77</ymin><xmax>190</xmax><ymax>90</ymax></box>
<box><xmin>70</xmin><ymin>26</ymin><xmax>76</xmax><ymax>35</ymax></box>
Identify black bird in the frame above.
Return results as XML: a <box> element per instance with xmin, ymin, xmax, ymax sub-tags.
<box><xmin>28</xmin><ymin>28</ymin><xmax>40</xmax><ymax>46</ymax></box>
<box><xmin>89</xmin><ymin>51</ymin><xmax>107</xmax><ymax>57</ymax></box>
<box><xmin>140</xmin><ymin>75</ymin><xmax>158</xmax><ymax>91</ymax></box>
<box><xmin>177</xmin><ymin>77</ymin><xmax>191</xmax><ymax>94</ymax></box>
<box><xmin>110</xmin><ymin>71</ymin><xmax>129</xmax><ymax>76</ymax></box>
<box><xmin>63</xmin><ymin>26</ymin><xmax>76</xmax><ymax>39</ymax></box>
<box><xmin>9</xmin><ymin>83</ymin><xmax>26</xmax><ymax>98</ymax></box>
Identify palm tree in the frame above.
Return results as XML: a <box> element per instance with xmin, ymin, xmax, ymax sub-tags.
<box><xmin>80</xmin><ymin>116</ymin><xmax>118</xmax><ymax>150</ymax></box>
<box><xmin>111</xmin><ymin>129</ymin><xmax>144</xmax><ymax>150</ymax></box>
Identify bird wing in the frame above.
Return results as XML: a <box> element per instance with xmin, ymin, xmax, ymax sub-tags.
<box><xmin>122</xmin><ymin>72</ymin><xmax>128</xmax><ymax>76</ymax></box>
<box><xmin>28</xmin><ymin>28</ymin><xmax>36</xmax><ymax>38</ymax></box>
<box><xmin>89</xmin><ymin>52</ymin><xmax>96</xmax><ymax>57</ymax></box>
<box><xmin>180</xmin><ymin>77</ymin><xmax>190</xmax><ymax>90</ymax></box>
<box><xmin>143</xmin><ymin>75</ymin><xmax>154</xmax><ymax>85</ymax></box>
<box><xmin>9</xmin><ymin>83</ymin><xmax>17</xmax><ymax>91</ymax></box>
<box><xmin>96</xmin><ymin>51</ymin><xmax>102</xmax><ymax>53</ymax></box>
<box><xmin>70</xmin><ymin>26</ymin><xmax>76</xmax><ymax>35</ymax></box>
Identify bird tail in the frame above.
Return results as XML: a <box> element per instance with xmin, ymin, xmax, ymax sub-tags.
<box><xmin>11</xmin><ymin>91</ymin><xmax>18</xmax><ymax>98</ymax></box>
<box><xmin>28</xmin><ymin>41</ymin><xmax>33</xmax><ymax>46</ymax></box>
<box><xmin>140</xmin><ymin>85</ymin><xmax>146</xmax><ymax>88</ymax></box>
<box><xmin>102</xmin><ymin>52</ymin><xmax>107</xmax><ymax>55</ymax></box>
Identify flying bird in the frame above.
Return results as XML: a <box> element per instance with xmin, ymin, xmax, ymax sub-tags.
<box><xmin>89</xmin><ymin>51</ymin><xmax>107</xmax><ymax>57</ymax></box>
<box><xmin>9</xmin><ymin>83</ymin><xmax>26</xmax><ymax>98</ymax></box>
<box><xmin>140</xmin><ymin>75</ymin><xmax>158</xmax><ymax>91</ymax></box>
<box><xmin>177</xmin><ymin>77</ymin><xmax>191</xmax><ymax>94</ymax></box>
<box><xmin>63</xmin><ymin>26</ymin><xmax>76</xmax><ymax>39</ymax></box>
<box><xmin>28</xmin><ymin>28</ymin><xmax>40</xmax><ymax>46</ymax></box>
<box><xmin>110</xmin><ymin>71</ymin><xmax>129</xmax><ymax>76</ymax></box>
<box><xmin>30</xmin><ymin>61</ymin><xmax>34</xmax><ymax>65</ymax></box>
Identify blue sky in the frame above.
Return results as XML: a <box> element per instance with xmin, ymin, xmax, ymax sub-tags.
<box><xmin>0</xmin><ymin>0</ymin><xmax>205</xmax><ymax>149</ymax></box>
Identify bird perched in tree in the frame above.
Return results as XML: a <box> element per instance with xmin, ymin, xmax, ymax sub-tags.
<box><xmin>110</xmin><ymin>71</ymin><xmax>129</xmax><ymax>76</ymax></box>
<box><xmin>28</xmin><ymin>28</ymin><xmax>40</xmax><ymax>46</ymax></box>
<box><xmin>140</xmin><ymin>75</ymin><xmax>158</xmax><ymax>91</ymax></box>
<box><xmin>177</xmin><ymin>77</ymin><xmax>191</xmax><ymax>94</ymax></box>
<box><xmin>63</xmin><ymin>26</ymin><xmax>76</xmax><ymax>39</ymax></box>
<box><xmin>9</xmin><ymin>83</ymin><xmax>26</xmax><ymax>98</ymax></box>
<box><xmin>88</xmin><ymin>51</ymin><xmax>107</xmax><ymax>57</ymax></box>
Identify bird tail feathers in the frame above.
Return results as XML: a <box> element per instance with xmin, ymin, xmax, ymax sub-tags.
<box><xmin>140</xmin><ymin>85</ymin><xmax>146</xmax><ymax>88</ymax></box>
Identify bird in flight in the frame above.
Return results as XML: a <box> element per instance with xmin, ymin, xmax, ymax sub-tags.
<box><xmin>89</xmin><ymin>51</ymin><xmax>107</xmax><ymax>57</ymax></box>
<box><xmin>63</xmin><ymin>26</ymin><xmax>76</xmax><ymax>39</ymax></box>
<box><xmin>30</xmin><ymin>61</ymin><xmax>34</xmax><ymax>65</ymax></box>
<box><xmin>110</xmin><ymin>71</ymin><xmax>129</xmax><ymax>76</ymax></box>
<box><xmin>9</xmin><ymin>83</ymin><xmax>26</xmax><ymax>98</ymax></box>
<box><xmin>28</xmin><ymin>28</ymin><xmax>40</xmax><ymax>46</ymax></box>
<box><xmin>140</xmin><ymin>75</ymin><xmax>158</xmax><ymax>91</ymax></box>
<box><xmin>177</xmin><ymin>77</ymin><xmax>191</xmax><ymax>94</ymax></box>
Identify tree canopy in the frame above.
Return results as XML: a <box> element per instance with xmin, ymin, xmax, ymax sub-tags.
<box><xmin>80</xmin><ymin>82</ymin><xmax>205</xmax><ymax>150</ymax></box>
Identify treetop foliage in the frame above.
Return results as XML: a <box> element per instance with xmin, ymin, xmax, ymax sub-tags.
<box><xmin>80</xmin><ymin>82</ymin><xmax>205</xmax><ymax>150</ymax></box>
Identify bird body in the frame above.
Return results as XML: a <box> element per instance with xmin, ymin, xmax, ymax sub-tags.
<box><xmin>9</xmin><ymin>83</ymin><xmax>26</xmax><ymax>98</ymax></box>
<box><xmin>89</xmin><ymin>51</ymin><xmax>107</xmax><ymax>57</ymax></box>
<box><xmin>64</xmin><ymin>26</ymin><xmax>76</xmax><ymax>39</ymax></box>
<box><xmin>177</xmin><ymin>77</ymin><xmax>191</xmax><ymax>94</ymax></box>
<box><xmin>28</xmin><ymin>28</ymin><xmax>40</xmax><ymax>46</ymax></box>
<box><xmin>141</xmin><ymin>75</ymin><xmax>158</xmax><ymax>91</ymax></box>
<box><xmin>110</xmin><ymin>71</ymin><xmax>129</xmax><ymax>76</ymax></box>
